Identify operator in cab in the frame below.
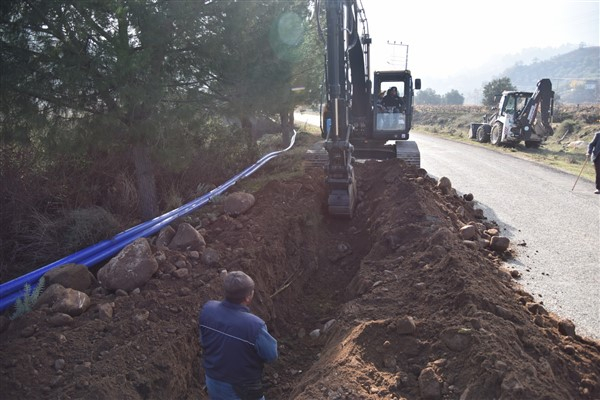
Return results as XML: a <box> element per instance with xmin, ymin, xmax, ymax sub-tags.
<box><xmin>381</xmin><ymin>86</ymin><xmax>404</xmax><ymax>112</ymax></box>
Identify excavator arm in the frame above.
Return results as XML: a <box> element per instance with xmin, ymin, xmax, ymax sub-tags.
<box><xmin>322</xmin><ymin>0</ymin><xmax>368</xmax><ymax>217</ymax></box>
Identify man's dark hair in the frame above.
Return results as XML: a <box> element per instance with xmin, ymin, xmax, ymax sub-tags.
<box><xmin>223</xmin><ymin>271</ymin><xmax>255</xmax><ymax>303</ymax></box>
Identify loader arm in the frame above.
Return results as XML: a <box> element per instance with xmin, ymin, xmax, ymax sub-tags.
<box><xmin>516</xmin><ymin>78</ymin><xmax>554</xmax><ymax>132</ymax></box>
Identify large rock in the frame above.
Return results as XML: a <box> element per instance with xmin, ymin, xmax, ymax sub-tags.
<box><xmin>168</xmin><ymin>223</ymin><xmax>206</xmax><ymax>252</ymax></box>
<box><xmin>201</xmin><ymin>247</ymin><xmax>220</xmax><ymax>266</ymax></box>
<box><xmin>489</xmin><ymin>236</ymin><xmax>510</xmax><ymax>252</ymax></box>
<box><xmin>440</xmin><ymin>328</ymin><xmax>472</xmax><ymax>351</ymax></box>
<box><xmin>418</xmin><ymin>367</ymin><xmax>442</xmax><ymax>399</ymax></box>
<box><xmin>36</xmin><ymin>283</ymin><xmax>67</xmax><ymax>308</ymax></box>
<box><xmin>98</xmin><ymin>238</ymin><xmax>158</xmax><ymax>291</ymax></box>
<box><xmin>155</xmin><ymin>226</ymin><xmax>176</xmax><ymax>250</ymax></box>
<box><xmin>459</xmin><ymin>225</ymin><xmax>478</xmax><ymax>240</ymax></box>
<box><xmin>429</xmin><ymin>227</ymin><xmax>456</xmax><ymax>248</ymax></box>
<box><xmin>437</xmin><ymin>177</ymin><xmax>452</xmax><ymax>195</ymax></box>
<box><xmin>48</xmin><ymin>313</ymin><xmax>74</xmax><ymax>327</ymax></box>
<box><xmin>223</xmin><ymin>192</ymin><xmax>256</xmax><ymax>216</ymax></box>
<box><xmin>51</xmin><ymin>288</ymin><xmax>91</xmax><ymax>316</ymax></box>
<box><xmin>558</xmin><ymin>319</ymin><xmax>576</xmax><ymax>337</ymax></box>
<box><xmin>43</xmin><ymin>263</ymin><xmax>94</xmax><ymax>291</ymax></box>
<box><xmin>393</xmin><ymin>316</ymin><xmax>417</xmax><ymax>335</ymax></box>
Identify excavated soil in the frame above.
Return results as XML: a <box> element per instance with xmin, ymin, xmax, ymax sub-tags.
<box><xmin>1</xmin><ymin>159</ymin><xmax>599</xmax><ymax>400</ymax></box>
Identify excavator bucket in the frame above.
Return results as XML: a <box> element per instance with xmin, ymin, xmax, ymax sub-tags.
<box><xmin>327</xmin><ymin>178</ymin><xmax>357</xmax><ymax>217</ymax></box>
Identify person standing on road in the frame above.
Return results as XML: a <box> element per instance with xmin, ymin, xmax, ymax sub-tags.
<box><xmin>199</xmin><ymin>271</ymin><xmax>278</xmax><ymax>400</ymax></box>
<box><xmin>587</xmin><ymin>131</ymin><xmax>600</xmax><ymax>194</ymax></box>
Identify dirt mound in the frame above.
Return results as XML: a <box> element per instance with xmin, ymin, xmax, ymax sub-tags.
<box><xmin>1</xmin><ymin>159</ymin><xmax>599</xmax><ymax>400</ymax></box>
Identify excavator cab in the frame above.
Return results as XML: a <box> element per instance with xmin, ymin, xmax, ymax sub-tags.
<box><xmin>349</xmin><ymin>70</ymin><xmax>421</xmax><ymax>162</ymax></box>
<box><xmin>372</xmin><ymin>71</ymin><xmax>420</xmax><ymax>140</ymax></box>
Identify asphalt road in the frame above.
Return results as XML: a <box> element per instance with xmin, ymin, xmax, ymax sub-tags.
<box><xmin>295</xmin><ymin>113</ymin><xmax>599</xmax><ymax>340</ymax></box>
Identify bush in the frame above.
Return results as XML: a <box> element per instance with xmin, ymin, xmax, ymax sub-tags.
<box><xmin>60</xmin><ymin>207</ymin><xmax>121</xmax><ymax>253</ymax></box>
<box><xmin>10</xmin><ymin>277</ymin><xmax>46</xmax><ymax>320</ymax></box>
<box><xmin>556</xmin><ymin>119</ymin><xmax>579</xmax><ymax>136</ymax></box>
<box><xmin>11</xmin><ymin>207</ymin><xmax>120</xmax><ymax>276</ymax></box>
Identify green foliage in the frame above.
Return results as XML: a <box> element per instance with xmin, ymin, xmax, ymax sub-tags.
<box><xmin>60</xmin><ymin>207</ymin><xmax>121</xmax><ymax>253</ymax></box>
<box><xmin>556</xmin><ymin>119</ymin><xmax>580</xmax><ymax>136</ymax></box>
<box><xmin>416</xmin><ymin>88</ymin><xmax>442</xmax><ymax>105</ymax></box>
<box><xmin>417</xmin><ymin>88</ymin><xmax>465</xmax><ymax>105</ymax></box>
<box><xmin>207</xmin><ymin>0</ymin><xmax>321</xmax><ymax>119</ymax></box>
<box><xmin>12</xmin><ymin>207</ymin><xmax>120</xmax><ymax>272</ymax></box>
<box><xmin>10</xmin><ymin>277</ymin><xmax>46</xmax><ymax>320</ymax></box>
<box><xmin>195</xmin><ymin>183</ymin><xmax>215</xmax><ymax>197</ymax></box>
<box><xmin>482</xmin><ymin>77</ymin><xmax>517</xmax><ymax>107</ymax></box>
<box><xmin>0</xmin><ymin>1</ymin><xmax>322</xmax><ymax>278</ymax></box>
<box><xmin>443</xmin><ymin>90</ymin><xmax>465</xmax><ymax>105</ymax></box>
<box><xmin>209</xmin><ymin>195</ymin><xmax>225</xmax><ymax>205</ymax></box>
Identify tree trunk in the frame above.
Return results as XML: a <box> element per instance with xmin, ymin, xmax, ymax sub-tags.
<box><xmin>132</xmin><ymin>144</ymin><xmax>159</xmax><ymax>220</ymax></box>
<box><xmin>241</xmin><ymin>116</ymin><xmax>258</xmax><ymax>159</ymax></box>
<box><xmin>280</xmin><ymin>110</ymin><xmax>293</xmax><ymax>147</ymax></box>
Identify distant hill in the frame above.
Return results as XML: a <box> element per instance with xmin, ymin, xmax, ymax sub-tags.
<box><xmin>502</xmin><ymin>46</ymin><xmax>599</xmax><ymax>104</ymax></box>
<box><xmin>423</xmin><ymin>45</ymin><xmax>599</xmax><ymax>105</ymax></box>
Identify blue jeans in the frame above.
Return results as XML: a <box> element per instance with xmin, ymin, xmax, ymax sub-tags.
<box><xmin>205</xmin><ymin>376</ymin><xmax>265</xmax><ymax>400</ymax></box>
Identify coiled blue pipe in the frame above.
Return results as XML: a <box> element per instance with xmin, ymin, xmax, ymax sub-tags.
<box><xmin>0</xmin><ymin>130</ymin><xmax>297</xmax><ymax>312</ymax></box>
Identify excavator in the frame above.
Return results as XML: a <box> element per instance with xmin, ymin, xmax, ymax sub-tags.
<box><xmin>315</xmin><ymin>0</ymin><xmax>421</xmax><ymax>217</ymax></box>
<box><xmin>469</xmin><ymin>79</ymin><xmax>554</xmax><ymax>148</ymax></box>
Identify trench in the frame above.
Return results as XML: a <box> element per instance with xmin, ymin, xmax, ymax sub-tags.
<box><xmin>4</xmin><ymin>154</ymin><xmax>597</xmax><ymax>400</ymax></box>
<box><xmin>264</xmin><ymin>217</ymin><xmax>373</xmax><ymax>399</ymax></box>
<box><xmin>174</xmin><ymin>162</ymin><xmax>430</xmax><ymax>399</ymax></box>
<box><xmin>177</xmin><ymin>183</ymin><xmax>378</xmax><ymax>399</ymax></box>
<box><xmin>154</xmin><ymin>212</ymin><xmax>374</xmax><ymax>400</ymax></box>
<box><xmin>0</xmin><ymin>159</ymin><xmax>467</xmax><ymax>400</ymax></box>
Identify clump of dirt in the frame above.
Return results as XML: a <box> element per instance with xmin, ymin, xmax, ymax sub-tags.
<box><xmin>1</xmin><ymin>159</ymin><xmax>599</xmax><ymax>400</ymax></box>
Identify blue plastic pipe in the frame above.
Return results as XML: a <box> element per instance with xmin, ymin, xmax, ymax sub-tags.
<box><xmin>0</xmin><ymin>130</ymin><xmax>297</xmax><ymax>312</ymax></box>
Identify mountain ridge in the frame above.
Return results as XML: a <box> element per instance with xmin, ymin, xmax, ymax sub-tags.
<box><xmin>424</xmin><ymin>45</ymin><xmax>599</xmax><ymax>104</ymax></box>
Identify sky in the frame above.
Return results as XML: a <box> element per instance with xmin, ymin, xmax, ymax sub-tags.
<box><xmin>359</xmin><ymin>0</ymin><xmax>599</xmax><ymax>85</ymax></box>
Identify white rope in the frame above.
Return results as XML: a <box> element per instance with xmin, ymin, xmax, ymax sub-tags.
<box><xmin>200</xmin><ymin>324</ymin><xmax>256</xmax><ymax>347</ymax></box>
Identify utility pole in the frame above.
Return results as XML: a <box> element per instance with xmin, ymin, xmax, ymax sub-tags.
<box><xmin>386</xmin><ymin>41</ymin><xmax>409</xmax><ymax>70</ymax></box>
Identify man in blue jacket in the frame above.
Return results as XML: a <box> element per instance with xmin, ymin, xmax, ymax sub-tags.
<box><xmin>587</xmin><ymin>131</ymin><xmax>600</xmax><ymax>194</ymax></box>
<box><xmin>199</xmin><ymin>271</ymin><xmax>278</xmax><ymax>400</ymax></box>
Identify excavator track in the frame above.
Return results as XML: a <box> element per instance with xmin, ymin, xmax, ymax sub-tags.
<box><xmin>303</xmin><ymin>141</ymin><xmax>329</xmax><ymax>168</ymax></box>
<box><xmin>395</xmin><ymin>140</ymin><xmax>420</xmax><ymax>168</ymax></box>
<box><xmin>304</xmin><ymin>140</ymin><xmax>421</xmax><ymax>169</ymax></box>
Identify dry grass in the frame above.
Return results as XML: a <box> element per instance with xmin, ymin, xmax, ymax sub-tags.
<box><xmin>414</xmin><ymin>105</ymin><xmax>599</xmax><ymax>182</ymax></box>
